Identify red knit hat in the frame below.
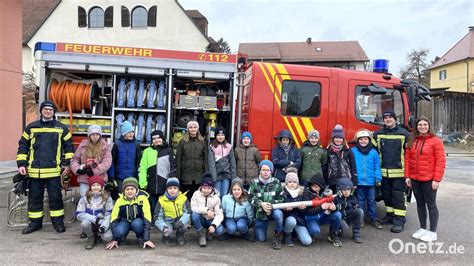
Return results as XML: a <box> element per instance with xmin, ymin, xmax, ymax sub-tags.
<box><xmin>88</xmin><ymin>175</ymin><xmax>105</xmax><ymax>188</ymax></box>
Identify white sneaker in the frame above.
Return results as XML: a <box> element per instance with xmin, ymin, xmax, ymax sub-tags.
<box><xmin>420</xmin><ymin>231</ymin><xmax>437</xmax><ymax>242</ymax></box>
<box><xmin>411</xmin><ymin>228</ymin><xmax>427</xmax><ymax>239</ymax></box>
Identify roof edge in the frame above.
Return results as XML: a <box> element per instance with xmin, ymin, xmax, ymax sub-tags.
<box><xmin>175</xmin><ymin>0</ymin><xmax>210</xmax><ymax>46</ymax></box>
<box><xmin>23</xmin><ymin>0</ymin><xmax>62</xmax><ymax>46</ymax></box>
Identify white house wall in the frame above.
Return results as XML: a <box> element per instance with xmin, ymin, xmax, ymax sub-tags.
<box><xmin>24</xmin><ymin>0</ymin><xmax>209</xmax><ymax>76</ymax></box>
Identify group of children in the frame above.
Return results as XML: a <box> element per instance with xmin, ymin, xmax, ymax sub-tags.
<box><xmin>72</xmin><ymin>118</ymin><xmax>384</xmax><ymax>250</ymax></box>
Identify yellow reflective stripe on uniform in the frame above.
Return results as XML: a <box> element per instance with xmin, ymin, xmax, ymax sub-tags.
<box><xmin>30</xmin><ymin>128</ymin><xmax>64</xmax><ymax>134</ymax></box>
<box><xmin>64</xmin><ymin>152</ymin><xmax>74</xmax><ymax>159</ymax></box>
<box><xmin>50</xmin><ymin>209</ymin><xmax>65</xmax><ymax>217</ymax></box>
<box><xmin>394</xmin><ymin>209</ymin><xmax>406</xmax><ymax>216</ymax></box>
<box><xmin>28</xmin><ymin>172</ymin><xmax>61</xmax><ymax>178</ymax></box>
<box><xmin>63</xmin><ymin>132</ymin><xmax>72</xmax><ymax>141</ymax></box>
<box><xmin>386</xmin><ymin>206</ymin><xmax>394</xmax><ymax>213</ymax></box>
<box><xmin>376</xmin><ymin>134</ymin><xmax>406</xmax><ymax>140</ymax></box>
<box><xmin>17</xmin><ymin>154</ymin><xmax>28</xmax><ymax>161</ymax></box>
<box><xmin>29</xmin><ymin>211</ymin><xmax>44</xmax><ymax>218</ymax></box>
<box><xmin>28</xmin><ymin>167</ymin><xmax>61</xmax><ymax>173</ymax></box>
<box><xmin>22</xmin><ymin>132</ymin><xmax>30</xmax><ymax>140</ymax></box>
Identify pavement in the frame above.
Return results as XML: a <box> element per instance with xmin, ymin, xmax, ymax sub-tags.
<box><xmin>0</xmin><ymin>156</ymin><xmax>472</xmax><ymax>265</ymax></box>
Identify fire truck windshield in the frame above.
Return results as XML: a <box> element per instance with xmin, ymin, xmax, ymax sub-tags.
<box><xmin>355</xmin><ymin>85</ymin><xmax>404</xmax><ymax>125</ymax></box>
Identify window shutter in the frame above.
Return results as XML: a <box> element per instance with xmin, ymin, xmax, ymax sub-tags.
<box><xmin>121</xmin><ymin>6</ymin><xmax>130</xmax><ymax>27</ymax></box>
<box><xmin>104</xmin><ymin>6</ymin><xmax>113</xmax><ymax>27</ymax></box>
<box><xmin>78</xmin><ymin>6</ymin><xmax>86</xmax><ymax>27</ymax></box>
<box><xmin>148</xmin><ymin>5</ymin><xmax>157</xmax><ymax>27</ymax></box>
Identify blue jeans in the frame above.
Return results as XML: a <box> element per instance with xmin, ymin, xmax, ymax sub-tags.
<box><xmin>255</xmin><ymin>209</ymin><xmax>284</xmax><ymax>242</ymax></box>
<box><xmin>112</xmin><ymin>218</ymin><xmax>144</xmax><ymax>242</ymax></box>
<box><xmin>191</xmin><ymin>213</ymin><xmax>225</xmax><ymax>235</ymax></box>
<box><xmin>305</xmin><ymin>211</ymin><xmax>342</xmax><ymax>236</ymax></box>
<box><xmin>284</xmin><ymin>216</ymin><xmax>312</xmax><ymax>246</ymax></box>
<box><xmin>224</xmin><ymin>217</ymin><xmax>249</xmax><ymax>235</ymax></box>
<box><xmin>356</xmin><ymin>186</ymin><xmax>377</xmax><ymax>221</ymax></box>
<box><xmin>214</xmin><ymin>179</ymin><xmax>231</xmax><ymax>199</ymax></box>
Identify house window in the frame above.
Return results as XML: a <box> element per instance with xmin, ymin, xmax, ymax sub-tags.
<box><xmin>89</xmin><ymin>7</ymin><xmax>104</xmax><ymax>28</ymax></box>
<box><xmin>281</xmin><ymin>80</ymin><xmax>321</xmax><ymax>117</ymax></box>
<box><xmin>439</xmin><ymin>69</ymin><xmax>447</xmax><ymax>80</ymax></box>
<box><xmin>131</xmin><ymin>6</ymin><xmax>148</xmax><ymax>28</ymax></box>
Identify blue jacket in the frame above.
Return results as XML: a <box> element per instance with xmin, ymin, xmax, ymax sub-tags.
<box><xmin>221</xmin><ymin>194</ymin><xmax>254</xmax><ymax>223</ymax></box>
<box><xmin>351</xmin><ymin>145</ymin><xmax>382</xmax><ymax>186</ymax></box>
<box><xmin>108</xmin><ymin>137</ymin><xmax>141</xmax><ymax>181</ymax></box>
<box><xmin>271</xmin><ymin>144</ymin><xmax>301</xmax><ymax>182</ymax></box>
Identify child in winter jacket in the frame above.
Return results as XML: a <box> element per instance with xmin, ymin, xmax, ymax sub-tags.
<box><xmin>300</xmin><ymin>129</ymin><xmax>327</xmax><ymax>186</ymax></box>
<box><xmin>190</xmin><ymin>173</ymin><xmax>225</xmax><ymax>247</ymax></box>
<box><xmin>70</xmin><ymin>125</ymin><xmax>112</xmax><ymax>197</ymax></box>
<box><xmin>107</xmin><ymin>121</ymin><xmax>141</xmax><ymax>192</ymax></box>
<box><xmin>76</xmin><ymin>175</ymin><xmax>114</xmax><ymax>250</ymax></box>
<box><xmin>249</xmin><ymin>160</ymin><xmax>285</xmax><ymax>250</ymax></box>
<box><xmin>208</xmin><ymin>127</ymin><xmax>236</xmax><ymax>199</ymax></box>
<box><xmin>234</xmin><ymin>131</ymin><xmax>261</xmax><ymax>189</ymax></box>
<box><xmin>221</xmin><ymin>177</ymin><xmax>254</xmax><ymax>241</ymax></box>
<box><xmin>106</xmin><ymin>177</ymin><xmax>155</xmax><ymax>250</ymax></box>
<box><xmin>272</xmin><ymin>130</ymin><xmax>302</xmax><ymax>182</ymax></box>
<box><xmin>351</xmin><ymin>129</ymin><xmax>383</xmax><ymax>229</ymax></box>
<box><xmin>154</xmin><ymin>178</ymin><xmax>191</xmax><ymax>246</ymax></box>
<box><xmin>177</xmin><ymin>120</ymin><xmax>208</xmax><ymax>200</ymax></box>
<box><xmin>326</xmin><ymin>125</ymin><xmax>357</xmax><ymax>192</ymax></box>
<box><xmin>303</xmin><ymin>172</ymin><xmax>342</xmax><ymax>247</ymax></box>
<box><xmin>139</xmin><ymin>130</ymin><xmax>177</xmax><ymax>214</ymax></box>
<box><xmin>282</xmin><ymin>172</ymin><xmax>312</xmax><ymax>247</ymax></box>
<box><xmin>334</xmin><ymin>178</ymin><xmax>364</xmax><ymax>243</ymax></box>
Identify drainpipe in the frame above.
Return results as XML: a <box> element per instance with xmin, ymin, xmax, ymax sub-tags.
<box><xmin>465</xmin><ymin>59</ymin><xmax>470</xmax><ymax>93</ymax></box>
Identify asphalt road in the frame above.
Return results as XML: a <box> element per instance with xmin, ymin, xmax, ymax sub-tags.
<box><xmin>0</xmin><ymin>156</ymin><xmax>472</xmax><ymax>265</ymax></box>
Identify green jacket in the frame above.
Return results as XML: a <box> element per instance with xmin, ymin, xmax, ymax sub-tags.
<box><xmin>176</xmin><ymin>135</ymin><xmax>208</xmax><ymax>185</ymax></box>
<box><xmin>249</xmin><ymin>177</ymin><xmax>284</xmax><ymax>220</ymax></box>
<box><xmin>300</xmin><ymin>142</ymin><xmax>327</xmax><ymax>181</ymax></box>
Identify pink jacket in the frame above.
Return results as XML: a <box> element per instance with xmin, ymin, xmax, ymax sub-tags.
<box><xmin>70</xmin><ymin>139</ymin><xmax>112</xmax><ymax>184</ymax></box>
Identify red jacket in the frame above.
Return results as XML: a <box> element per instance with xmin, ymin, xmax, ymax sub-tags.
<box><xmin>404</xmin><ymin>135</ymin><xmax>445</xmax><ymax>182</ymax></box>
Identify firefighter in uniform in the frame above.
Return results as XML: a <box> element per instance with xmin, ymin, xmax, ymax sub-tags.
<box><xmin>16</xmin><ymin>101</ymin><xmax>75</xmax><ymax>234</ymax></box>
<box><xmin>373</xmin><ymin>110</ymin><xmax>409</xmax><ymax>233</ymax></box>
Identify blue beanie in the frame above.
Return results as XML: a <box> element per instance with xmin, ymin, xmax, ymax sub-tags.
<box><xmin>259</xmin><ymin>160</ymin><xmax>274</xmax><ymax>172</ymax></box>
<box><xmin>120</xmin><ymin>121</ymin><xmax>134</xmax><ymax>136</ymax></box>
<box><xmin>166</xmin><ymin>177</ymin><xmax>180</xmax><ymax>189</ymax></box>
<box><xmin>337</xmin><ymin>177</ymin><xmax>355</xmax><ymax>191</ymax></box>
<box><xmin>241</xmin><ymin>131</ymin><xmax>252</xmax><ymax>142</ymax></box>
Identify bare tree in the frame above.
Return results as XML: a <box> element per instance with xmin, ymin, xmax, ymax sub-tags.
<box><xmin>22</xmin><ymin>72</ymin><xmax>38</xmax><ymax>113</ymax></box>
<box><xmin>399</xmin><ymin>48</ymin><xmax>430</xmax><ymax>87</ymax></box>
<box><xmin>206</xmin><ymin>37</ymin><xmax>231</xmax><ymax>53</ymax></box>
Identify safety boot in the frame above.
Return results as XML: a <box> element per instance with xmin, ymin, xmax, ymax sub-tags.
<box><xmin>22</xmin><ymin>223</ymin><xmax>42</xmax><ymax>235</ymax></box>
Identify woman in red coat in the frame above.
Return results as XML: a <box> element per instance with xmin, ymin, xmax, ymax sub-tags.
<box><xmin>404</xmin><ymin>116</ymin><xmax>445</xmax><ymax>242</ymax></box>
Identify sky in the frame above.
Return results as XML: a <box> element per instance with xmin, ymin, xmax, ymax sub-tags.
<box><xmin>179</xmin><ymin>0</ymin><xmax>473</xmax><ymax>75</ymax></box>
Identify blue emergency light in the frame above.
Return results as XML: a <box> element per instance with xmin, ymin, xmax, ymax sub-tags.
<box><xmin>34</xmin><ymin>42</ymin><xmax>56</xmax><ymax>54</ymax></box>
<box><xmin>373</xmin><ymin>59</ymin><xmax>389</xmax><ymax>73</ymax></box>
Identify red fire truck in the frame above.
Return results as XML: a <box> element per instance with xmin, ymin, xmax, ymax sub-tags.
<box><xmin>34</xmin><ymin>42</ymin><xmax>430</xmax><ymax>160</ymax></box>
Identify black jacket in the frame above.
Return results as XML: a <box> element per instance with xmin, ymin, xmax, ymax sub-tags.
<box><xmin>326</xmin><ymin>146</ymin><xmax>357</xmax><ymax>186</ymax></box>
<box><xmin>373</xmin><ymin>125</ymin><xmax>409</xmax><ymax>178</ymax></box>
<box><xmin>17</xmin><ymin>119</ymin><xmax>74</xmax><ymax>178</ymax></box>
<box><xmin>334</xmin><ymin>193</ymin><xmax>359</xmax><ymax>219</ymax></box>
<box><xmin>283</xmin><ymin>187</ymin><xmax>306</xmax><ymax>226</ymax></box>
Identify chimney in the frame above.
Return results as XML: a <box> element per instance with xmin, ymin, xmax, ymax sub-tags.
<box><xmin>306</xmin><ymin>37</ymin><xmax>312</xmax><ymax>44</ymax></box>
<box><xmin>469</xmin><ymin>26</ymin><xmax>474</xmax><ymax>32</ymax></box>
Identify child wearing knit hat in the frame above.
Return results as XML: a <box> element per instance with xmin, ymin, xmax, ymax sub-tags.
<box><xmin>70</xmin><ymin>124</ymin><xmax>112</xmax><ymax>197</ymax></box>
<box><xmin>106</xmin><ymin>177</ymin><xmax>155</xmax><ymax>250</ymax></box>
<box><xmin>281</xmin><ymin>172</ymin><xmax>312</xmax><ymax>247</ymax></box>
<box><xmin>235</xmin><ymin>131</ymin><xmax>261</xmax><ymax>189</ymax></box>
<box><xmin>139</xmin><ymin>129</ymin><xmax>177</xmax><ymax>214</ymax></box>
<box><xmin>326</xmin><ymin>124</ymin><xmax>357</xmax><ymax>193</ymax></box>
<box><xmin>248</xmin><ymin>160</ymin><xmax>285</xmax><ymax>250</ymax></box>
<box><xmin>300</xmin><ymin>129</ymin><xmax>327</xmax><ymax>186</ymax></box>
<box><xmin>271</xmin><ymin>130</ymin><xmax>302</xmax><ymax>182</ymax></box>
<box><xmin>209</xmin><ymin>126</ymin><xmax>237</xmax><ymax>199</ymax></box>
<box><xmin>76</xmin><ymin>175</ymin><xmax>114</xmax><ymax>250</ymax></box>
<box><xmin>108</xmin><ymin>121</ymin><xmax>141</xmax><ymax>194</ymax></box>
<box><xmin>221</xmin><ymin>177</ymin><xmax>255</xmax><ymax>241</ymax></box>
<box><xmin>190</xmin><ymin>173</ymin><xmax>225</xmax><ymax>247</ymax></box>
<box><xmin>154</xmin><ymin>178</ymin><xmax>191</xmax><ymax>246</ymax></box>
<box><xmin>176</xmin><ymin>120</ymin><xmax>208</xmax><ymax>201</ymax></box>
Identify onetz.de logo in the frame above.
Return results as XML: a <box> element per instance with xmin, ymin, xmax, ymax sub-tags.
<box><xmin>388</xmin><ymin>238</ymin><xmax>465</xmax><ymax>254</ymax></box>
